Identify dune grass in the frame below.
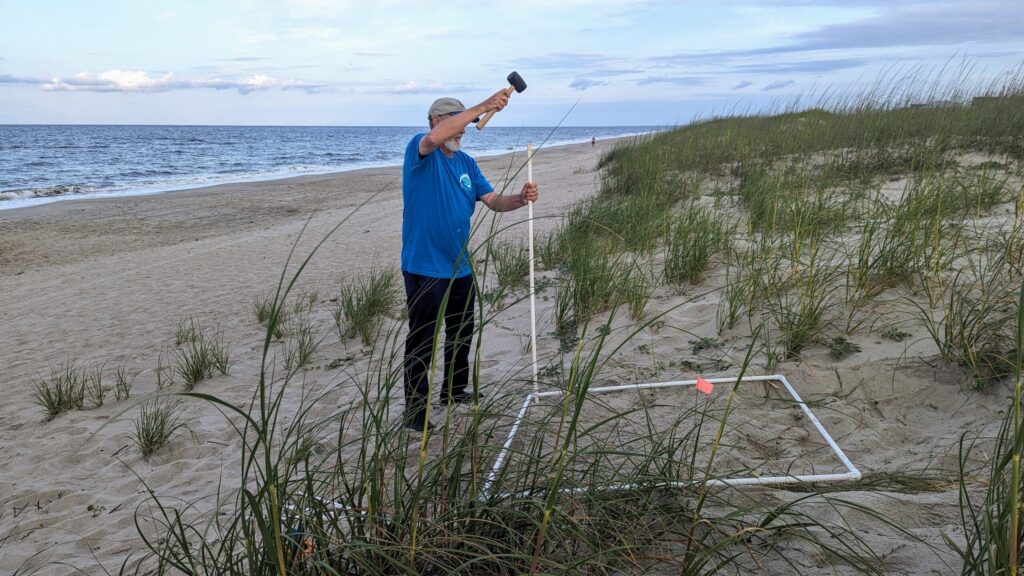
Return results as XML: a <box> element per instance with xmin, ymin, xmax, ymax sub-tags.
<box><xmin>85</xmin><ymin>362</ymin><xmax>106</xmax><ymax>408</ymax></box>
<box><xmin>621</xmin><ymin>259</ymin><xmax>653</xmax><ymax>321</ymax></box>
<box><xmin>131</xmin><ymin>399</ymin><xmax>187</xmax><ymax>458</ymax></box>
<box><xmin>114</xmin><ymin>362</ymin><xmax>137</xmax><ymax>401</ymax></box>
<box><xmin>253</xmin><ymin>292</ymin><xmax>274</xmax><ymax>326</ymax></box>
<box><xmin>155</xmin><ymin>347</ymin><xmax>173</xmax><ymax>390</ymax></box>
<box><xmin>950</xmin><ymin>282</ymin><xmax>1024</xmax><ymax>574</ymax></box>
<box><xmin>283</xmin><ymin>313</ymin><xmax>321</xmax><ymax>374</ymax></box>
<box><xmin>32</xmin><ymin>359</ymin><xmax>88</xmax><ymax>419</ymax></box>
<box><xmin>174</xmin><ymin>320</ymin><xmax>232</xmax><ymax>390</ymax></box>
<box><xmin>488</xmin><ymin>235</ymin><xmax>530</xmax><ymax>289</ymax></box>
<box><xmin>175</xmin><ymin>339</ymin><xmax>211</xmax><ymax>390</ymax></box>
<box><xmin>664</xmin><ymin>201</ymin><xmax>732</xmax><ymax>285</ymax></box>
<box><xmin>208</xmin><ymin>331</ymin><xmax>232</xmax><ymax>375</ymax></box>
<box><xmin>175</xmin><ymin>314</ymin><xmax>200</xmax><ymax>346</ymax></box>
<box><xmin>915</xmin><ymin>254</ymin><xmax>1018</xmax><ymax>387</ymax></box>
<box><xmin>335</xmin><ymin>266</ymin><xmax>400</xmax><ymax>346</ymax></box>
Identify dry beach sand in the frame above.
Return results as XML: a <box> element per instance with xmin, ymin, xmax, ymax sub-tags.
<box><xmin>0</xmin><ymin>138</ymin><xmax>1013</xmax><ymax>574</ymax></box>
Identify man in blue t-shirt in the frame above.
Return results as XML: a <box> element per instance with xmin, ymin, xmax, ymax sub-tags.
<box><xmin>401</xmin><ymin>92</ymin><xmax>539</xmax><ymax>433</ymax></box>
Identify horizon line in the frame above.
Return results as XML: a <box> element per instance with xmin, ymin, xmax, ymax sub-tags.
<box><xmin>0</xmin><ymin>122</ymin><xmax>672</xmax><ymax>129</ymax></box>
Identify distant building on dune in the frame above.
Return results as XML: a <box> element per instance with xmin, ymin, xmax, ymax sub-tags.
<box><xmin>907</xmin><ymin>99</ymin><xmax>958</xmax><ymax>109</ymax></box>
<box><xmin>971</xmin><ymin>95</ymin><xmax>1015</xmax><ymax>108</ymax></box>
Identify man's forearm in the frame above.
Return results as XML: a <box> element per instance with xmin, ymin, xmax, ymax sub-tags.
<box><xmin>429</xmin><ymin>104</ymin><xmax>487</xmax><ymax>144</ymax></box>
<box><xmin>491</xmin><ymin>193</ymin><xmax>528</xmax><ymax>212</ymax></box>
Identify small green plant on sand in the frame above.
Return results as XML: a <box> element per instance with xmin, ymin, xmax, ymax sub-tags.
<box><xmin>85</xmin><ymin>363</ymin><xmax>106</xmax><ymax>408</ymax></box>
<box><xmin>664</xmin><ymin>202</ymin><xmax>731</xmax><ymax>285</ymax></box>
<box><xmin>489</xmin><ymin>236</ymin><xmax>530</xmax><ymax>290</ymax></box>
<box><xmin>882</xmin><ymin>326</ymin><xmax>912</xmax><ymax>342</ymax></box>
<box><xmin>336</xmin><ymin>267</ymin><xmax>399</xmax><ymax>345</ymax></box>
<box><xmin>155</xmin><ymin>348</ymin><xmax>173</xmax><ymax>390</ymax></box>
<box><xmin>690</xmin><ymin>336</ymin><xmax>723</xmax><ymax>354</ymax></box>
<box><xmin>114</xmin><ymin>363</ymin><xmax>137</xmax><ymax>401</ymax></box>
<box><xmin>175</xmin><ymin>314</ymin><xmax>200</xmax><ymax>346</ymax></box>
<box><xmin>271</xmin><ymin>309</ymin><xmax>292</xmax><ymax>340</ymax></box>
<box><xmin>253</xmin><ymin>292</ymin><xmax>274</xmax><ymax>326</ymax></box>
<box><xmin>292</xmin><ymin>287</ymin><xmax>319</xmax><ymax>315</ymax></box>
<box><xmin>283</xmin><ymin>315</ymin><xmax>321</xmax><ymax>373</ymax></box>
<box><xmin>32</xmin><ymin>359</ymin><xmax>87</xmax><ymax>419</ymax></box>
<box><xmin>207</xmin><ymin>331</ymin><xmax>232</xmax><ymax>375</ymax></box>
<box><xmin>621</xmin><ymin>260</ymin><xmax>653</xmax><ymax>321</ymax></box>
<box><xmin>131</xmin><ymin>399</ymin><xmax>187</xmax><ymax>458</ymax></box>
<box><xmin>174</xmin><ymin>321</ymin><xmax>232</xmax><ymax>390</ymax></box>
<box><xmin>828</xmin><ymin>336</ymin><xmax>862</xmax><ymax>360</ymax></box>
<box><xmin>176</xmin><ymin>339</ymin><xmax>211</xmax><ymax>390</ymax></box>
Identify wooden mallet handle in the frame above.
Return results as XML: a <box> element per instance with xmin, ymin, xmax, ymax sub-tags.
<box><xmin>475</xmin><ymin>86</ymin><xmax>515</xmax><ymax>130</ymax></box>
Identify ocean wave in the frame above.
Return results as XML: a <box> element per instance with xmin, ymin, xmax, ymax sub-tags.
<box><xmin>123</xmin><ymin>169</ymin><xmax>175</xmax><ymax>177</ymax></box>
<box><xmin>0</xmin><ymin>184</ymin><xmax>94</xmax><ymax>202</ymax></box>
<box><xmin>0</xmin><ymin>125</ymin><xmax>664</xmax><ymax>211</ymax></box>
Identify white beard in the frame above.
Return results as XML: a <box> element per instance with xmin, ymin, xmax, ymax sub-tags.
<box><xmin>444</xmin><ymin>137</ymin><xmax>461</xmax><ymax>152</ymax></box>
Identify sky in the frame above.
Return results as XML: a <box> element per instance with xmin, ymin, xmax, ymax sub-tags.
<box><xmin>1</xmin><ymin>0</ymin><xmax>1022</xmax><ymax>127</ymax></box>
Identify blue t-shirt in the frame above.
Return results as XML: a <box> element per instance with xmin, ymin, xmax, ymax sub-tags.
<box><xmin>401</xmin><ymin>133</ymin><xmax>494</xmax><ymax>278</ymax></box>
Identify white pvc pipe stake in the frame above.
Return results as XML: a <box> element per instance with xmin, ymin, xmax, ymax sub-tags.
<box><xmin>527</xmin><ymin>143</ymin><xmax>539</xmax><ymax>395</ymax></box>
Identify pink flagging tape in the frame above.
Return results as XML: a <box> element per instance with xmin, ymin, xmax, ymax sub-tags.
<box><xmin>696</xmin><ymin>376</ymin><xmax>714</xmax><ymax>395</ymax></box>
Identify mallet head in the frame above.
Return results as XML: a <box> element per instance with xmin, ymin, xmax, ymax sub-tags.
<box><xmin>507</xmin><ymin>71</ymin><xmax>527</xmax><ymax>93</ymax></box>
<box><xmin>476</xmin><ymin>71</ymin><xmax>528</xmax><ymax>130</ymax></box>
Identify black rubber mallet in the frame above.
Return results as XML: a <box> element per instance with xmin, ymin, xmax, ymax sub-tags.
<box><xmin>476</xmin><ymin>71</ymin><xmax>527</xmax><ymax>130</ymax></box>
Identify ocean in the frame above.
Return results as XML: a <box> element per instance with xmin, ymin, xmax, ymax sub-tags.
<box><xmin>0</xmin><ymin>125</ymin><xmax>659</xmax><ymax>211</ymax></box>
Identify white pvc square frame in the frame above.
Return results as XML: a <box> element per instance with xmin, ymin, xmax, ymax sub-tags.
<box><xmin>482</xmin><ymin>374</ymin><xmax>861</xmax><ymax>498</ymax></box>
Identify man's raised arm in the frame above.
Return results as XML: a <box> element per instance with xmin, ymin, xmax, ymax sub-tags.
<box><xmin>418</xmin><ymin>90</ymin><xmax>510</xmax><ymax>157</ymax></box>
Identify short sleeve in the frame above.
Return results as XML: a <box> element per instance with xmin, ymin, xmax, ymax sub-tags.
<box><xmin>405</xmin><ymin>133</ymin><xmax>430</xmax><ymax>172</ymax></box>
<box><xmin>470</xmin><ymin>159</ymin><xmax>493</xmax><ymax>199</ymax></box>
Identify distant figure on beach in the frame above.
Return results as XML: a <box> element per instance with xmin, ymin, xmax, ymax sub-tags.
<box><xmin>591</xmin><ymin>136</ymin><xmax>596</xmax><ymax>147</ymax></box>
<box><xmin>400</xmin><ymin>92</ymin><xmax>539</xmax><ymax>433</ymax></box>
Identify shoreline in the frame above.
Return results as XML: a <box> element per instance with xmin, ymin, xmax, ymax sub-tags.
<box><xmin>0</xmin><ymin>132</ymin><xmax>654</xmax><ymax>216</ymax></box>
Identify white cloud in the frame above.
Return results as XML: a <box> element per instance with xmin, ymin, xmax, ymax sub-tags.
<box><xmin>240</xmin><ymin>74</ymin><xmax>277</xmax><ymax>91</ymax></box>
<box><xmin>569</xmin><ymin>78</ymin><xmax>606</xmax><ymax>91</ymax></box>
<box><xmin>385</xmin><ymin>80</ymin><xmax>474</xmax><ymax>95</ymax></box>
<box><xmin>98</xmin><ymin>69</ymin><xmax>174</xmax><ymax>91</ymax></box>
<box><xmin>35</xmin><ymin>69</ymin><xmax>324</xmax><ymax>94</ymax></box>
<box><xmin>762</xmin><ymin>79</ymin><xmax>796</xmax><ymax>91</ymax></box>
<box><xmin>40</xmin><ymin>70</ymin><xmax>170</xmax><ymax>92</ymax></box>
<box><xmin>636</xmin><ymin>76</ymin><xmax>707</xmax><ymax>86</ymax></box>
<box><xmin>391</xmin><ymin>81</ymin><xmax>444</xmax><ymax>94</ymax></box>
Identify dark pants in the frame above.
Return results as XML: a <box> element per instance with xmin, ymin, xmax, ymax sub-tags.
<box><xmin>402</xmin><ymin>272</ymin><xmax>476</xmax><ymax>419</ymax></box>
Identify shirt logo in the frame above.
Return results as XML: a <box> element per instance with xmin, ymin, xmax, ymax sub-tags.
<box><xmin>459</xmin><ymin>174</ymin><xmax>472</xmax><ymax>192</ymax></box>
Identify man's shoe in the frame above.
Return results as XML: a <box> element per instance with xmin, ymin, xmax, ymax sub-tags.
<box><xmin>441</xmin><ymin>390</ymin><xmax>482</xmax><ymax>405</ymax></box>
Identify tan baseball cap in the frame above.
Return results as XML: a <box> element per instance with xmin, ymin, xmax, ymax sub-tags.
<box><xmin>428</xmin><ymin>97</ymin><xmax>480</xmax><ymax>122</ymax></box>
